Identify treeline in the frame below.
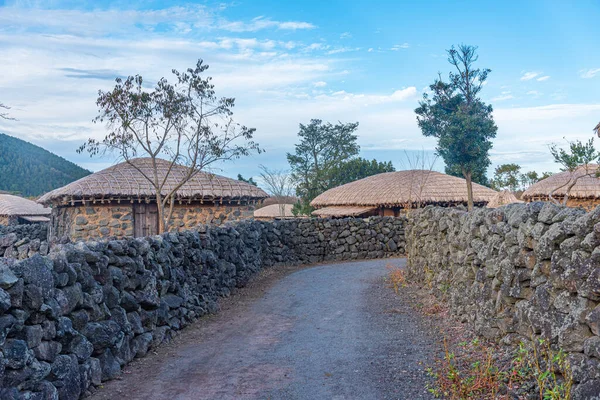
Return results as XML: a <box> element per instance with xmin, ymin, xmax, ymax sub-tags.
<box><xmin>0</xmin><ymin>133</ymin><xmax>91</xmax><ymax>197</ymax></box>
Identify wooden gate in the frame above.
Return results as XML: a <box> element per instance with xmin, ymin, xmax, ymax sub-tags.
<box><xmin>133</xmin><ymin>203</ymin><xmax>159</xmax><ymax>237</ymax></box>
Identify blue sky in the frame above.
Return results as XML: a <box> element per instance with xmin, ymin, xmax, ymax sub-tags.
<box><xmin>1</xmin><ymin>0</ymin><xmax>600</xmax><ymax>184</ymax></box>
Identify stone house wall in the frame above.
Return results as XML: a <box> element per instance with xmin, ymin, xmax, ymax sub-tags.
<box><xmin>406</xmin><ymin>203</ymin><xmax>600</xmax><ymax>398</ymax></box>
<box><xmin>49</xmin><ymin>202</ymin><xmax>257</xmax><ymax>241</ymax></box>
<box><xmin>0</xmin><ymin>216</ymin><xmax>406</xmax><ymax>399</ymax></box>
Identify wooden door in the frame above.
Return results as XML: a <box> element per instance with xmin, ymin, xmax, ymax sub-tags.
<box><xmin>133</xmin><ymin>204</ymin><xmax>159</xmax><ymax>237</ymax></box>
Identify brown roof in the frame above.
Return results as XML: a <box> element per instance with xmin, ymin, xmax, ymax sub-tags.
<box><xmin>522</xmin><ymin>164</ymin><xmax>600</xmax><ymax>200</ymax></box>
<box><xmin>486</xmin><ymin>190</ymin><xmax>523</xmax><ymax>208</ymax></box>
<box><xmin>311</xmin><ymin>170</ymin><xmax>497</xmax><ymax>208</ymax></box>
<box><xmin>0</xmin><ymin>194</ymin><xmax>51</xmax><ymax>217</ymax></box>
<box><xmin>312</xmin><ymin>206</ymin><xmax>377</xmax><ymax>217</ymax></box>
<box><xmin>254</xmin><ymin>204</ymin><xmax>295</xmax><ymax>219</ymax></box>
<box><xmin>595</xmin><ymin>122</ymin><xmax>600</xmax><ymax>137</ymax></box>
<box><xmin>38</xmin><ymin>158</ymin><xmax>268</xmax><ymax>205</ymax></box>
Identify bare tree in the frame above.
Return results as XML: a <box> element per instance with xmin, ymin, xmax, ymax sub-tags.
<box><xmin>399</xmin><ymin>149</ymin><xmax>439</xmax><ymax>213</ymax></box>
<box><xmin>548</xmin><ymin>138</ymin><xmax>600</xmax><ymax>205</ymax></box>
<box><xmin>258</xmin><ymin>165</ymin><xmax>295</xmax><ymax>217</ymax></box>
<box><xmin>78</xmin><ymin>59</ymin><xmax>261</xmax><ymax>233</ymax></box>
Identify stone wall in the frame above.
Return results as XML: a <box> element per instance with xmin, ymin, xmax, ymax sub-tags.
<box><xmin>406</xmin><ymin>204</ymin><xmax>600</xmax><ymax>398</ymax></box>
<box><xmin>50</xmin><ymin>203</ymin><xmax>257</xmax><ymax>242</ymax></box>
<box><xmin>0</xmin><ymin>216</ymin><xmax>405</xmax><ymax>399</ymax></box>
<box><xmin>169</xmin><ymin>203</ymin><xmax>256</xmax><ymax>231</ymax></box>
<box><xmin>0</xmin><ymin>224</ymin><xmax>49</xmax><ymax>259</ymax></box>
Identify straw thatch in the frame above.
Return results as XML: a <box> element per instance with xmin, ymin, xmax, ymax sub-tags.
<box><xmin>486</xmin><ymin>190</ymin><xmax>523</xmax><ymax>208</ymax></box>
<box><xmin>0</xmin><ymin>194</ymin><xmax>51</xmax><ymax>216</ymax></box>
<box><xmin>522</xmin><ymin>164</ymin><xmax>600</xmax><ymax>200</ymax></box>
<box><xmin>312</xmin><ymin>206</ymin><xmax>377</xmax><ymax>217</ymax></box>
<box><xmin>311</xmin><ymin>170</ymin><xmax>497</xmax><ymax>208</ymax></box>
<box><xmin>38</xmin><ymin>158</ymin><xmax>268</xmax><ymax>206</ymax></box>
<box><xmin>254</xmin><ymin>204</ymin><xmax>295</xmax><ymax>219</ymax></box>
<box><xmin>595</xmin><ymin>122</ymin><xmax>600</xmax><ymax>137</ymax></box>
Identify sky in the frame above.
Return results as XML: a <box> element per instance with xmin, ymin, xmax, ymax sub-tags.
<box><xmin>1</xmin><ymin>0</ymin><xmax>600</xmax><ymax>183</ymax></box>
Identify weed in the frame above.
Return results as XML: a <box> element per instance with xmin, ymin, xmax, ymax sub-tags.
<box><xmin>386</xmin><ymin>264</ymin><xmax>406</xmax><ymax>294</ymax></box>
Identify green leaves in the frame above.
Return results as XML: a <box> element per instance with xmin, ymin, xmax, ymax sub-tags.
<box><xmin>549</xmin><ymin>138</ymin><xmax>600</xmax><ymax>172</ymax></box>
<box><xmin>415</xmin><ymin>44</ymin><xmax>497</xmax><ymax>209</ymax></box>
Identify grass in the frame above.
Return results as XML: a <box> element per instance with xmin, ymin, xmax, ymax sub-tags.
<box><xmin>385</xmin><ymin>263</ymin><xmax>406</xmax><ymax>294</ymax></box>
<box><xmin>385</xmin><ymin>272</ymin><xmax>573</xmax><ymax>399</ymax></box>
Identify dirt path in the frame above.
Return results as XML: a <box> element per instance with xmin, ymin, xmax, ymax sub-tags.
<box><xmin>92</xmin><ymin>258</ymin><xmax>437</xmax><ymax>400</ymax></box>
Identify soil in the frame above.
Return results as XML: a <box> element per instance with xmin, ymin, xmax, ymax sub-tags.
<box><xmin>90</xmin><ymin>258</ymin><xmax>439</xmax><ymax>400</ymax></box>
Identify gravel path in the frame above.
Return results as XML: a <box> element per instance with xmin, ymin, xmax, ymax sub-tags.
<box><xmin>92</xmin><ymin>258</ymin><xmax>437</xmax><ymax>400</ymax></box>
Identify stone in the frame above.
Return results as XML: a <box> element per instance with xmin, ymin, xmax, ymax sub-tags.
<box><xmin>20</xmin><ymin>324</ymin><xmax>43</xmax><ymax>348</ymax></box>
<box><xmin>67</xmin><ymin>334</ymin><xmax>94</xmax><ymax>362</ymax></box>
<box><xmin>34</xmin><ymin>341</ymin><xmax>62</xmax><ymax>363</ymax></box>
<box><xmin>0</xmin><ymin>287</ymin><xmax>11</xmax><ymax>312</ymax></box>
<box><xmin>162</xmin><ymin>293</ymin><xmax>184</xmax><ymax>309</ymax></box>
<box><xmin>81</xmin><ymin>320</ymin><xmax>123</xmax><ymax>350</ymax></box>
<box><xmin>0</xmin><ymin>314</ymin><xmax>16</xmax><ymax>345</ymax></box>
<box><xmin>98</xmin><ymin>348</ymin><xmax>121</xmax><ymax>380</ymax></box>
<box><xmin>10</xmin><ymin>254</ymin><xmax>54</xmax><ymax>298</ymax></box>
<box><xmin>131</xmin><ymin>332</ymin><xmax>153</xmax><ymax>358</ymax></box>
<box><xmin>50</xmin><ymin>355</ymin><xmax>81</xmax><ymax>400</ymax></box>
<box><xmin>120</xmin><ymin>291</ymin><xmax>140</xmax><ymax>312</ymax></box>
<box><xmin>4</xmin><ymin>339</ymin><xmax>32</xmax><ymax>369</ymax></box>
<box><xmin>0</xmin><ymin>262</ymin><xmax>18</xmax><ymax>288</ymax></box>
<box><xmin>584</xmin><ymin>336</ymin><xmax>600</xmax><ymax>359</ymax></box>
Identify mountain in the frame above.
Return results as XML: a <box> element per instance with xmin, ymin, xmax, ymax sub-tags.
<box><xmin>0</xmin><ymin>133</ymin><xmax>91</xmax><ymax>197</ymax></box>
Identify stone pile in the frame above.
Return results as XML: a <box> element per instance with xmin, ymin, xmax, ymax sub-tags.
<box><xmin>0</xmin><ymin>216</ymin><xmax>406</xmax><ymax>399</ymax></box>
<box><xmin>407</xmin><ymin>203</ymin><xmax>600</xmax><ymax>399</ymax></box>
<box><xmin>0</xmin><ymin>224</ymin><xmax>49</xmax><ymax>260</ymax></box>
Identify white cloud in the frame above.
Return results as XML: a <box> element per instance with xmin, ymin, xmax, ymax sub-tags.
<box><xmin>536</xmin><ymin>75</ymin><xmax>550</xmax><ymax>81</ymax></box>
<box><xmin>491</xmin><ymin>91</ymin><xmax>514</xmax><ymax>101</ymax></box>
<box><xmin>520</xmin><ymin>71</ymin><xmax>539</xmax><ymax>81</ymax></box>
<box><xmin>580</xmin><ymin>68</ymin><xmax>600</xmax><ymax>79</ymax></box>
<box><xmin>326</xmin><ymin>47</ymin><xmax>360</xmax><ymax>55</ymax></box>
<box><xmin>340</xmin><ymin>32</ymin><xmax>352</xmax><ymax>39</ymax></box>
<box><xmin>367</xmin><ymin>48</ymin><xmax>373</xmax><ymax>52</ymax></box>
<box><xmin>313</xmin><ymin>81</ymin><xmax>327</xmax><ymax>87</ymax></box>
<box><xmin>390</xmin><ymin>43</ymin><xmax>410</xmax><ymax>51</ymax></box>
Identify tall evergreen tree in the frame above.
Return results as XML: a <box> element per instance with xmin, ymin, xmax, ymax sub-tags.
<box><xmin>415</xmin><ymin>44</ymin><xmax>497</xmax><ymax>210</ymax></box>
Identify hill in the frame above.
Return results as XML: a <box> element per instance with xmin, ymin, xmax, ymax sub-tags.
<box><xmin>0</xmin><ymin>133</ymin><xmax>91</xmax><ymax>197</ymax></box>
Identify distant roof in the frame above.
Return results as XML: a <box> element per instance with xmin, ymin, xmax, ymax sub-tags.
<box><xmin>254</xmin><ymin>204</ymin><xmax>295</xmax><ymax>219</ymax></box>
<box><xmin>312</xmin><ymin>206</ymin><xmax>377</xmax><ymax>217</ymax></box>
<box><xmin>486</xmin><ymin>190</ymin><xmax>523</xmax><ymax>208</ymax></box>
<box><xmin>38</xmin><ymin>158</ymin><xmax>268</xmax><ymax>205</ymax></box>
<box><xmin>0</xmin><ymin>194</ymin><xmax>51</xmax><ymax>217</ymax></box>
<box><xmin>311</xmin><ymin>170</ymin><xmax>497</xmax><ymax>208</ymax></box>
<box><xmin>523</xmin><ymin>164</ymin><xmax>600</xmax><ymax>200</ymax></box>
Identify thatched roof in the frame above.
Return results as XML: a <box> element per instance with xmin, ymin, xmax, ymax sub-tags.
<box><xmin>254</xmin><ymin>204</ymin><xmax>295</xmax><ymax>219</ymax></box>
<box><xmin>594</xmin><ymin>122</ymin><xmax>600</xmax><ymax>137</ymax></box>
<box><xmin>312</xmin><ymin>206</ymin><xmax>377</xmax><ymax>217</ymax></box>
<box><xmin>38</xmin><ymin>158</ymin><xmax>268</xmax><ymax>206</ymax></box>
<box><xmin>487</xmin><ymin>190</ymin><xmax>523</xmax><ymax>208</ymax></box>
<box><xmin>0</xmin><ymin>194</ymin><xmax>51</xmax><ymax>217</ymax></box>
<box><xmin>523</xmin><ymin>164</ymin><xmax>600</xmax><ymax>200</ymax></box>
<box><xmin>311</xmin><ymin>170</ymin><xmax>497</xmax><ymax>208</ymax></box>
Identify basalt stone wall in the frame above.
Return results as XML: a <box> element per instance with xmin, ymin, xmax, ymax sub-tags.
<box><xmin>0</xmin><ymin>224</ymin><xmax>49</xmax><ymax>259</ymax></box>
<box><xmin>406</xmin><ymin>204</ymin><xmax>600</xmax><ymax>399</ymax></box>
<box><xmin>0</xmin><ymin>216</ymin><xmax>405</xmax><ymax>399</ymax></box>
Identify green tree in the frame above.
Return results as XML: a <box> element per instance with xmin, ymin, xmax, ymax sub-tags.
<box><xmin>237</xmin><ymin>174</ymin><xmax>257</xmax><ymax>186</ymax></box>
<box><xmin>328</xmin><ymin>157</ymin><xmax>395</xmax><ymax>188</ymax></box>
<box><xmin>548</xmin><ymin>138</ymin><xmax>600</xmax><ymax>204</ymax></box>
<box><xmin>491</xmin><ymin>163</ymin><xmax>521</xmax><ymax>191</ymax></box>
<box><xmin>287</xmin><ymin>119</ymin><xmax>359</xmax><ymax>215</ymax></box>
<box><xmin>79</xmin><ymin>59</ymin><xmax>260</xmax><ymax>233</ymax></box>
<box><xmin>415</xmin><ymin>44</ymin><xmax>497</xmax><ymax>210</ymax></box>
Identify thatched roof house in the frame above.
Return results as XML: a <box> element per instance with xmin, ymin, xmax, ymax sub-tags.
<box><xmin>486</xmin><ymin>190</ymin><xmax>522</xmax><ymax>208</ymax></box>
<box><xmin>522</xmin><ymin>164</ymin><xmax>600</xmax><ymax>210</ymax></box>
<box><xmin>254</xmin><ymin>204</ymin><xmax>296</xmax><ymax>220</ymax></box>
<box><xmin>311</xmin><ymin>170</ymin><xmax>497</xmax><ymax>217</ymax></box>
<box><xmin>0</xmin><ymin>194</ymin><xmax>50</xmax><ymax>225</ymax></box>
<box><xmin>39</xmin><ymin>158</ymin><xmax>268</xmax><ymax>240</ymax></box>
